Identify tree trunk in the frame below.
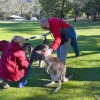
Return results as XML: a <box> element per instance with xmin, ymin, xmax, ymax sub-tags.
<box><xmin>21</xmin><ymin>5</ymin><xmax>22</xmax><ymax>16</ymax></box>
<box><xmin>74</xmin><ymin>8</ymin><xmax>77</xmax><ymax>22</ymax></box>
<box><xmin>74</xmin><ymin>15</ymin><xmax>76</xmax><ymax>22</ymax></box>
<box><xmin>93</xmin><ymin>0</ymin><xmax>97</xmax><ymax>21</ymax></box>
<box><xmin>60</xmin><ymin>0</ymin><xmax>65</xmax><ymax>19</ymax></box>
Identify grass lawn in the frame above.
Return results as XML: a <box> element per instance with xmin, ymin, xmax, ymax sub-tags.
<box><xmin>0</xmin><ymin>19</ymin><xmax>100</xmax><ymax>100</ymax></box>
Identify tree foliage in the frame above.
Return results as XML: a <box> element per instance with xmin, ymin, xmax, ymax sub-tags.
<box><xmin>68</xmin><ymin>0</ymin><xmax>89</xmax><ymax>21</ymax></box>
<box><xmin>0</xmin><ymin>0</ymin><xmax>41</xmax><ymax>19</ymax></box>
<box><xmin>83</xmin><ymin>0</ymin><xmax>100</xmax><ymax>21</ymax></box>
<box><xmin>39</xmin><ymin>0</ymin><xmax>72</xmax><ymax>18</ymax></box>
<box><xmin>0</xmin><ymin>0</ymin><xmax>100</xmax><ymax>21</ymax></box>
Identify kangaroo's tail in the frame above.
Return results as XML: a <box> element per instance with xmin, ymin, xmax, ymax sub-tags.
<box><xmin>64</xmin><ymin>73</ymin><xmax>74</xmax><ymax>82</ymax></box>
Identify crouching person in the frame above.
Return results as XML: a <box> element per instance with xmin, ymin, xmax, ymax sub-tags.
<box><xmin>0</xmin><ymin>36</ymin><xmax>31</xmax><ymax>89</ymax></box>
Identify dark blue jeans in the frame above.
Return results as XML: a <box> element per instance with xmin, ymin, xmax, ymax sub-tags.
<box><xmin>19</xmin><ymin>64</ymin><xmax>31</xmax><ymax>83</ymax></box>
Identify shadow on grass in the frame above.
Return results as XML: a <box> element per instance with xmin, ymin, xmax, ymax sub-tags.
<box><xmin>26</xmin><ymin>34</ymin><xmax>100</xmax><ymax>58</ymax></box>
<box><xmin>65</xmin><ymin>34</ymin><xmax>100</xmax><ymax>58</ymax></box>
<box><xmin>0</xmin><ymin>27</ymin><xmax>99</xmax><ymax>86</ymax></box>
<box><xmin>67</xmin><ymin>67</ymin><xmax>100</xmax><ymax>81</ymax></box>
<box><xmin>78</xmin><ymin>35</ymin><xmax>100</xmax><ymax>56</ymax></box>
<box><xmin>11</xmin><ymin>66</ymin><xmax>99</xmax><ymax>89</ymax></box>
<box><xmin>0</xmin><ymin>34</ymin><xmax>99</xmax><ymax>86</ymax></box>
<box><xmin>22</xmin><ymin>34</ymin><xmax>100</xmax><ymax>87</ymax></box>
<box><xmin>0</xmin><ymin>20</ymin><xmax>100</xmax><ymax>100</ymax></box>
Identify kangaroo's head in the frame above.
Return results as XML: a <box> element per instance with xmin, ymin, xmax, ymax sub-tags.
<box><xmin>35</xmin><ymin>44</ymin><xmax>49</xmax><ymax>55</ymax></box>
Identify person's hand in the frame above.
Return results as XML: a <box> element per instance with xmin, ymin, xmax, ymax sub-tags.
<box><xmin>43</xmin><ymin>48</ymin><xmax>53</xmax><ymax>57</ymax></box>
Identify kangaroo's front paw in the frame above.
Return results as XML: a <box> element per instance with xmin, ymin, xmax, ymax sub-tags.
<box><xmin>46</xmin><ymin>70</ymin><xmax>49</xmax><ymax>74</ymax></box>
<box><xmin>38</xmin><ymin>65</ymin><xmax>42</xmax><ymax>68</ymax></box>
<box><xmin>47</xmin><ymin>71</ymin><xmax>49</xmax><ymax>74</ymax></box>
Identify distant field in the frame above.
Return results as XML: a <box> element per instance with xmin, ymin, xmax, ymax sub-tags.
<box><xmin>0</xmin><ymin>19</ymin><xmax>100</xmax><ymax>100</ymax></box>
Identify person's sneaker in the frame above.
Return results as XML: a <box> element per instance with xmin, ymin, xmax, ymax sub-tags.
<box><xmin>2</xmin><ymin>81</ymin><xmax>10</xmax><ymax>89</ymax></box>
<box><xmin>18</xmin><ymin>80</ymin><xmax>28</xmax><ymax>88</ymax></box>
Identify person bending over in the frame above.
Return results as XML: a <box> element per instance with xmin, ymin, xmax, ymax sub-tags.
<box><xmin>40</xmin><ymin>17</ymin><xmax>79</xmax><ymax>64</ymax></box>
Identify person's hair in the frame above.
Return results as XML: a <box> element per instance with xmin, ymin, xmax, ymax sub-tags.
<box><xmin>40</xmin><ymin>18</ymin><xmax>48</xmax><ymax>26</ymax></box>
<box><xmin>11</xmin><ymin>36</ymin><xmax>24</xmax><ymax>44</ymax></box>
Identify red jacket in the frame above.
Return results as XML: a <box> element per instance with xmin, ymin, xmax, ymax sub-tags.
<box><xmin>0</xmin><ymin>40</ymin><xmax>29</xmax><ymax>81</ymax></box>
<box><xmin>48</xmin><ymin>17</ymin><xmax>71</xmax><ymax>51</ymax></box>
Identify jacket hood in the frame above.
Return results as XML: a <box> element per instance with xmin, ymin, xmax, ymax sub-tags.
<box><xmin>7</xmin><ymin>41</ymin><xmax>22</xmax><ymax>52</ymax></box>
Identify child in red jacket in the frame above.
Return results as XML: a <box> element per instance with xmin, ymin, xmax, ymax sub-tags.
<box><xmin>0</xmin><ymin>36</ymin><xmax>30</xmax><ymax>89</ymax></box>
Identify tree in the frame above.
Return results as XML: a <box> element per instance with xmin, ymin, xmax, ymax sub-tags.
<box><xmin>39</xmin><ymin>0</ymin><xmax>72</xmax><ymax>18</ymax></box>
<box><xmin>60</xmin><ymin>0</ymin><xmax>65</xmax><ymax>19</ymax></box>
<box><xmin>68</xmin><ymin>0</ymin><xmax>89</xmax><ymax>21</ymax></box>
<box><xmin>96</xmin><ymin>0</ymin><xmax>100</xmax><ymax>17</ymax></box>
<box><xmin>93</xmin><ymin>0</ymin><xmax>97</xmax><ymax>21</ymax></box>
<box><xmin>0</xmin><ymin>0</ymin><xmax>41</xmax><ymax>19</ymax></box>
<box><xmin>17</xmin><ymin>0</ymin><xmax>26</xmax><ymax>16</ymax></box>
<box><xmin>83</xmin><ymin>0</ymin><xmax>100</xmax><ymax>21</ymax></box>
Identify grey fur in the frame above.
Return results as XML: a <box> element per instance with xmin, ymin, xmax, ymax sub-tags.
<box><xmin>23</xmin><ymin>36</ymin><xmax>49</xmax><ymax>68</ymax></box>
<box><xmin>22</xmin><ymin>43</ymin><xmax>34</xmax><ymax>58</ymax></box>
<box><xmin>29</xmin><ymin>44</ymin><xmax>74</xmax><ymax>94</ymax></box>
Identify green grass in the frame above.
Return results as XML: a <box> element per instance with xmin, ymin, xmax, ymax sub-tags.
<box><xmin>0</xmin><ymin>19</ymin><xmax>100</xmax><ymax>100</ymax></box>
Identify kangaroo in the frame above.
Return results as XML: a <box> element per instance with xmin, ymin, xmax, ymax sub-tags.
<box><xmin>23</xmin><ymin>36</ymin><xmax>49</xmax><ymax>68</ymax></box>
<box><xmin>29</xmin><ymin>44</ymin><xmax>74</xmax><ymax>94</ymax></box>
<box><xmin>22</xmin><ymin>43</ymin><xmax>43</xmax><ymax>68</ymax></box>
<box><xmin>22</xmin><ymin>43</ymin><xmax>34</xmax><ymax>58</ymax></box>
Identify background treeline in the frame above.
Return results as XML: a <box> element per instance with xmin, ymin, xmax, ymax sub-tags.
<box><xmin>0</xmin><ymin>0</ymin><xmax>100</xmax><ymax>21</ymax></box>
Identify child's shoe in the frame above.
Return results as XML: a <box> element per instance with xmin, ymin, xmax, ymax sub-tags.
<box><xmin>18</xmin><ymin>80</ymin><xmax>28</xmax><ymax>88</ymax></box>
<box><xmin>2</xmin><ymin>81</ymin><xmax>10</xmax><ymax>89</ymax></box>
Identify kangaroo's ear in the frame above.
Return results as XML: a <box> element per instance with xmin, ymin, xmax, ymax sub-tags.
<box><xmin>36</xmin><ymin>50</ymin><xmax>43</xmax><ymax>54</ymax></box>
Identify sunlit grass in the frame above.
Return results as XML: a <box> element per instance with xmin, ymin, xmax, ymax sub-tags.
<box><xmin>0</xmin><ymin>19</ymin><xmax>100</xmax><ymax>100</ymax></box>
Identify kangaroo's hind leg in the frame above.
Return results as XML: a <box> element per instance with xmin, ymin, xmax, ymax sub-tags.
<box><xmin>52</xmin><ymin>79</ymin><xmax>61</xmax><ymax>94</ymax></box>
<box><xmin>43</xmin><ymin>81</ymin><xmax>55</xmax><ymax>87</ymax></box>
<box><xmin>43</xmin><ymin>72</ymin><xmax>55</xmax><ymax>87</ymax></box>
